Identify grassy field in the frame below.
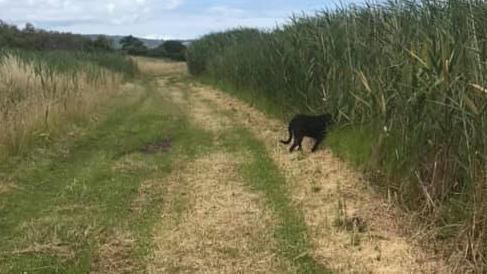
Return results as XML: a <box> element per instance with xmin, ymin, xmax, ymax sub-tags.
<box><xmin>1</xmin><ymin>52</ymin><xmax>456</xmax><ymax>272</ymax></box>
<box><xmin>0</xmin><ymin>58</ymin><xmax>335</xmax><ymax>273</ymax></box>
<box><xmin>0</xmin><ymin>75</ymin><xmax>180</xmax><ymax>272</ymax></box>
<box><xmin>186</xmin><ymin>0</ymin><xmax>487</xmax><ymax>271</ymax></box>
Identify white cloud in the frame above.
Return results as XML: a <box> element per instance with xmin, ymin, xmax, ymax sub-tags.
<box><xmin>208</xmin><ymin>5</ymin><xmax>245</xmax><ymax>17</ymax></box>
<box><xmin>106</xmin><ymin>3</ymin><xmax>115</xmax><ymax>14</ymax></box>
<box><xmin>162</xmin><ymin>0</ymin><xmax>183</xmax><ymax>10</ymax></box>
<box><xmin>0</xmin><ymin>0</ymin><xmax>363</xmax><ymax>39</ymax></box>
<box><xmin>0</xmin><ymin>0</ymin><xmax>185</xmax><ymax>26</ymax></box>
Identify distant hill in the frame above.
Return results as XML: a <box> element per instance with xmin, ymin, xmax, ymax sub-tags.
<box><xmin>84</xmin><ymin>34</ymin><xmax>193</xmax><ymax>49</ymax></box>
<box><xmin>83</xmin><ymin>35</ymin><xmax>164</xmax><ymax>49</ymax></box>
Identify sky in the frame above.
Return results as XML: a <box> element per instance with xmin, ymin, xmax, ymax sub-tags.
<box><xmin>0</xmin><ymin>0</ymin><xmax>366</xmax><ymax>40</ymax></box>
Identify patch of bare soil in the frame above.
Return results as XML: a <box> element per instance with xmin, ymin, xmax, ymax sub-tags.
<box><xmin>149</xmin><ymin>153</ymin><xmax>289</xmax><ymax>273</ymax></box>
<box><xmin>138</xmin><ymin>138</ymin><xmax>172</xmax><ymax>154</ymax></box>
<box><xmin>185</xmin><ymin>84</ymin><xmax>447</xmax><ymax>273</ymax></box>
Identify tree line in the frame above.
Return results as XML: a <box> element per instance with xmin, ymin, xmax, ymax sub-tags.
<box><xmin>0</xmin><ymin>21</ymin><xmax>186</xmax><ymax>61</ymax></box>
<box><xmin>119</xmin><ymin>35</ymin><xmax>186</xmax><ymax>61</ymax></box>
<box><xmin>0</xmin><ymin>21</ymin><xmax>112</xmax><ymax>51</ymax></box>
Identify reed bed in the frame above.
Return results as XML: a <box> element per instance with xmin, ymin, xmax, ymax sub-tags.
<box><xmin>0</xmin><ymin>51</ymin><xmax>137</xmax><ymax>159</ymax></box>
<box><xmin>186</xmin><ymin>0</ymin><xmax>487</xmax><ymax>271</ymax></box>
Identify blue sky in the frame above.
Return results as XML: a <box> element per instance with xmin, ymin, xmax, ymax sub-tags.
<box><xmin>0</xmin><ymin>0</ymin><xmax>365</xmax><ymax>39</ymax></box>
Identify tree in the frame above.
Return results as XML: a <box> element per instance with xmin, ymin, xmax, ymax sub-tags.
<box><xmin>23</xmin><ymin>23</ymin><xmax>36</xmax><ymax>33</ymax></box>
<box><xmin>120</xmin><ymin>35</ymin><xmax>147</xmax><ymax>55</ymax></box>
<box><xmin>93</xmin><ymin>36</ymin><xmax>114</xmax><ymax>51</ymax></box>
<box><xmin>0</xmin><ymin>21</ymin><xmax>107</xmax><ymax>51</ymax></box>
<box><xmin>162</xmin><ymin>40</ymin><xmax>186</xmax><ymax>61</ymax></box>
<box><xmin>146</xmin><ymin>43</ymin><xmax>167</xmax><ymax>58</ymax></box>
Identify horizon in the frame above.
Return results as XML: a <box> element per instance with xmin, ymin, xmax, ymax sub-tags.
<box><xmin>0</xmin><ymin>0</ymin><xmax>367</xmax><ymax>40</ymax></box>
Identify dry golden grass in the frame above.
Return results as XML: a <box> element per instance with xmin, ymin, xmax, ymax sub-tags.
<box><xmin>11</xmin><ymin>243</ymin><xmax>74</xmax><ymax>259</ymax></box>
<box><xmin>0</xmin><ymin>178</ymin><xmax>14</xmax><ymax>195</ymax></box>
<box><xmin>134</xmin><ymin>57</ymin><xmax>187</xmax><ymax>76</ymax></box>
<box><xmin>149</xmin><ymin>152</ymin><xmax>289</xmax><ymax>274</ymax></box>
<box><xmin>111</xmin><ymin>154</ymin><xmax>159</xmax><ymax>174</ymax></box>
<box><xmin>167</xmin><ymin>82</ymin><xmax>233</xmax><ymax>133</ymax></box>
<box><xmin>130</xmin><ymin>178</ymin><xmax>165</xmax><ymax>215</ymax></box>
<box><xmin>186</xmin><ymin>83</ymin><xmax>448</xmax><ymax>273</ymax></box>
<box><xmin>0</xmin><ymin>55</ymin><xmax>123</xmax><ymax>159</ymax></box>
<box><xmin>14</xmin><ymin>216</ymin><xmax>77</xmax><ymax>263</ymax></box>
<box><xmin>0</xmin><ymin>185</ymin><xmax>10</xmax><ymax>195</ymax></box>
<box><xmin>92</xmin><ymin>230</ymin><xmax>136</xmax><ymax>274</ymax></box>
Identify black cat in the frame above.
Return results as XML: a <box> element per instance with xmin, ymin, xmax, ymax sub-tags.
<box><xmin>280</xmin><ymin>113</ymin><xmax>333</xmax><ymax>152</ymax></box>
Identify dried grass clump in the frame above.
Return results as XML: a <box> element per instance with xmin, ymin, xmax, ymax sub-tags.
<box><xmin>92</xmin><ymin>230</ymin><xmax>136</xmax><ymax>274</ymax></box>
<box><xmin>0</xmin><ymin>177</ymin><xmax>14</xmax><ymax>195</ymax></box>
<box><xmin>11</xmin><ymin>243</ymin><xmax>74</xmax><ymax>260</ymax></box>
<box><xmin>135</xmin><ymin>57</ymin><xmax>186</xmax><ymax>76</ymax></box>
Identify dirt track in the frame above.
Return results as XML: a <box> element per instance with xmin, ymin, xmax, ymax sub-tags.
<box><xmin>148</xmin><ymin>61</ymin><xmax>446</xmax><ymax>273</ymax></box>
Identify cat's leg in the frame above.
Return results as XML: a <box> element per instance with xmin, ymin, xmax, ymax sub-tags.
<box><xmin>311</xmin><ymin>135</ymin><xmax>324</xmax><ymax>152</ymax></box>
<box><xmin>290</xmin><ymin>134</ymin><xmax>304</xmax><ymax>152</ymax></box>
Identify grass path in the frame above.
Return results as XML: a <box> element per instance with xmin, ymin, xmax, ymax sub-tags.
<box><xmin>149</xmin><ymin>70</ymin><xmax>328</xmax><ymax>273</ymax></box>
<box><xmin>0</xmin><ymin>67</ymin><xmax>212</xmax><ymax>273</ymax></box>
<box><xmin>0</xmin><ymin>59</ymin><xmax>445</xmax><ymax>273</ymax></box>
<box><xmin>168</xmin><ymin>71</ymin><xmax>447</xmax><ymax>273</ymax></box>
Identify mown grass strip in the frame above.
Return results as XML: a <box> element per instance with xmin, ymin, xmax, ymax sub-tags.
<box><xmin>223</xmin><ymin>128</ymin><xmax>331</xmax><ymax>274</ymax></box>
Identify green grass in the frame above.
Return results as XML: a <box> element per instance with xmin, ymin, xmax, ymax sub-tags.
<box><xmin>0</xmin><ymin>77</ymin><xmax>212</xmax><ymax>273</ymax></box>
<box><xmin>327</xmin><ymin>126</ymin><xmax>375</xmax><ymax>168</ymax></box>
<box><xmin>0</xmin><ymin>66</ymin><xmax>328</xmax><ymax>273</ymax></box>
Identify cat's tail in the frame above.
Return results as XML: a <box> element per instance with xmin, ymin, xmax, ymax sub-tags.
<box><xmin>280</xmin><ymin>127</ymin><xmax>292</xmax><ymax>144</ymax></box>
